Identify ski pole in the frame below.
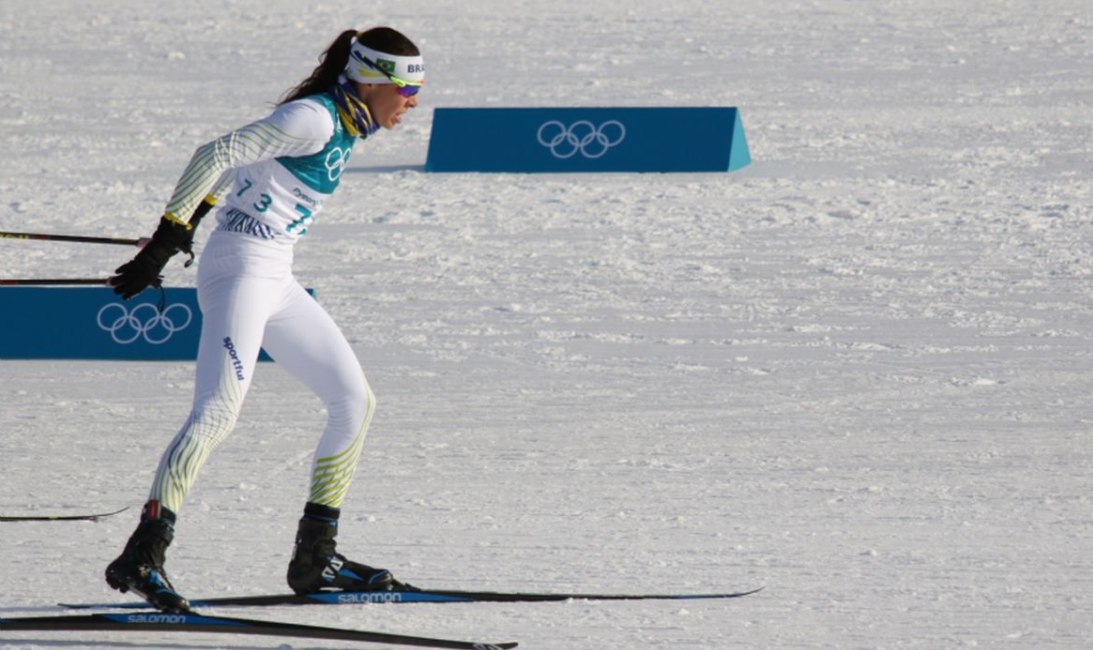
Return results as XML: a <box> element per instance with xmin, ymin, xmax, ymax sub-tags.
<box><xmin>0</xmin><ymin>278</ymin><xmax>110</xmax><ymax>286</ymax></box>
<box><xmin>0</xmin><ymin>196</ymin><xmax>218</xmax><ymax>248</ymax></box>
<box><xmin>0</xmin><ymin>231</ymin><xmax>141</xmax><ymax>246</ymax></box>
<box><xmin>1</xmin><ymin>199</ymin><xmax>219</xmax><ymax>287</ymax></box>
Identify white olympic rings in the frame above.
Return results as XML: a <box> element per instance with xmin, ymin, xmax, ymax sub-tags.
<box><xmin>96</xmin><ymin>302</ymin><xmax>193</xmax><ymax>345</ymax></box>
<box><xmin>536</xmin><ymin>120</ymin><xmax>626</xmax><ymax>159</ymax></box>
<box><xmin>325</xmin><ymin>146</ymin><xmax>353</xmax><ymax>181</ymax></box>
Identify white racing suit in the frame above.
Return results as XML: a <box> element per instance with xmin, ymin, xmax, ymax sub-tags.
<box><xmin>148</xmin><ymin>93</ymin><xmax>372</xmax><ymax>512</ymax></box>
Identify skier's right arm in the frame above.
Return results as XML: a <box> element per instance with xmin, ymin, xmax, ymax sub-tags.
<box><xmin>109</xmin><ymin>101</ymin><xmax>333</xmax><ymax>299</ymax></box>
<box><xmin>161</xmin><ymin>101</ymin><xmax>333</xmax><ymax>226</ymax></box>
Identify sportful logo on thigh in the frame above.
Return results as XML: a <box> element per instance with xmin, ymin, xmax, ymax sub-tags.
<box><xmin>223</xmin><ymin>337</ymin><xmax>246</xmax><ymax>381</ymax></box>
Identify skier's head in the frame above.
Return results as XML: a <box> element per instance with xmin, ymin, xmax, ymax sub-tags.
<box><xmin>280</xmin><ymin>28</ymin><xmax>423</xmax><ymax>131</ymax></box>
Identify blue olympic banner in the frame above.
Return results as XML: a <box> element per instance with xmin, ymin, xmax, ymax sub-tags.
<box><xmin>425</xmin><ymin>106</ymin><xmax>750</xmax><ymax>173</ymax></box>
<box><xmin>0</xmin><ymin>288</ymin><xmax>310</xmax><ymax>361</ymax></box>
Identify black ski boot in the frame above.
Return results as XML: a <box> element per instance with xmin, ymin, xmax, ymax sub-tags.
<box><xmin>286</xmin><ymin>504</ymin><xmax>412</xmax><ymax>594</ymax></box>
<box><xmin>105</xmin><ymin>502</ymin><xmax>190</xmax><ymax>613</ymax></box>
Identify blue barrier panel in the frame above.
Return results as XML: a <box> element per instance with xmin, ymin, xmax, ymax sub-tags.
<box><xmin>425</xmin><ymin>106</ymin><xmax>750</xmax><ymax>173</ymax></box>
<box><xmin>0</xmin><ymin>288</ymin><xmax>311</xmax><ymax>361</ymax></box>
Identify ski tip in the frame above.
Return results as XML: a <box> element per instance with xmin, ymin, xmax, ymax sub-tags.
<box><xmin>0</xmin><ymin>506</ymin><xmax>130</xmax><ymax>523</ymax></box>
<box><xmin>727</xmin><ymin>586</ymin><xmax>765</xmax><ymax>597</ymax></box>
<box><xmin>715</xmin><ymin>586</ymin><xmax>765</xmax><ymax>599</ymax></box>
<box><xmin>86</xmin><ymin>506</ymin><xmax>132</xmax><ymax>522</ymax></box>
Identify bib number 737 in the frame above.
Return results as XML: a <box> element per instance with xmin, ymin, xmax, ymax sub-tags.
<box><xmin>235</xmin><ymin>177</ymin><xmax>315</xmax><ymax>236</ymax></box>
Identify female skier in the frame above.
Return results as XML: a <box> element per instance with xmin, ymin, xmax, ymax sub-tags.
<box><xmin>104</xmin><ymin>27</ymin><xmax>424</xmax><ymax>612</ymax></box>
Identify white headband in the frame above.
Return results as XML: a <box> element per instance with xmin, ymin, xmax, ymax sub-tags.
<box><xmin>346</xmin><ymin>39</ymin><xmax>424</xmax><ymax>85</ymax></box>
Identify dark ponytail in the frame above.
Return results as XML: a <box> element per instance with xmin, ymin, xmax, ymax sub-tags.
<box><xmin>279</xmin><ymin>28</ymin><xmax>420</xmax><ymax>105</ymax></box>
<box><xmin>279</xmin><ymin>30</ymin><xmax>357</xmax><ymax>105</ymax></box>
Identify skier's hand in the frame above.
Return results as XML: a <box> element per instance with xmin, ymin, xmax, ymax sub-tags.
<box><xmin>109</xmin><ymin>217</ymin><xmax>193</xmax><ymax>300</ymax></box>
<box><xmin>110</xmin><ymin>246</ymin><xmax>169</xmax><ymax>299</ymax></box>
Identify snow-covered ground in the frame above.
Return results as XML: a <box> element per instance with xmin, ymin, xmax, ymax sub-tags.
<box><xmin>2</xmin><ymin>0</ymin><xmax>1092</xmax><ymax>648</ymax></box>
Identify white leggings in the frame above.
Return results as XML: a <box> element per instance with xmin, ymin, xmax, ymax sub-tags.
<box><xmin>149</xmin><ymin>231</ymin><xmax>375</xmax><ymax>513</ymax></box>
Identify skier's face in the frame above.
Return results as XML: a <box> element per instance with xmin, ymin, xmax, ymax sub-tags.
<box><xmin>359</xmin><ymin>84</ymin><xmax>418</xmax><ymax>130</ymax></box>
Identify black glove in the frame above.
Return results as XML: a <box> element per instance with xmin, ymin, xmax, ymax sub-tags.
<box><xmin>110</xmin><ymin>217</ymin><xmax>194</xmax><ymax>300</ymax></box>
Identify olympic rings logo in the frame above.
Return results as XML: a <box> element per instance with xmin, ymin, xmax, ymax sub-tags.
<box><xmin>96</xmin><ymin>303</ymin><xmax>193</xmax><ymax>345</ymax></box>
<box><xmin>536</xmin><ymin>120</ymin><xmax>626</xmax><ymax>159</ymax></box>
<box><xmin>325</xmin><ymin>146</ymin><xmax>352</xmax><ymax>181</ymax></box>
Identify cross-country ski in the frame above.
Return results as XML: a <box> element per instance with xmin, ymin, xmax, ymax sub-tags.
<box><xmin>0</xmin><ymin>612</ymin><xmax>516</xmax><ymax>649</ymax></box>
<box><xmin>61</xmin><ymin>585</ymin><xmax>765</xmax><ymax>609</ymax></box>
